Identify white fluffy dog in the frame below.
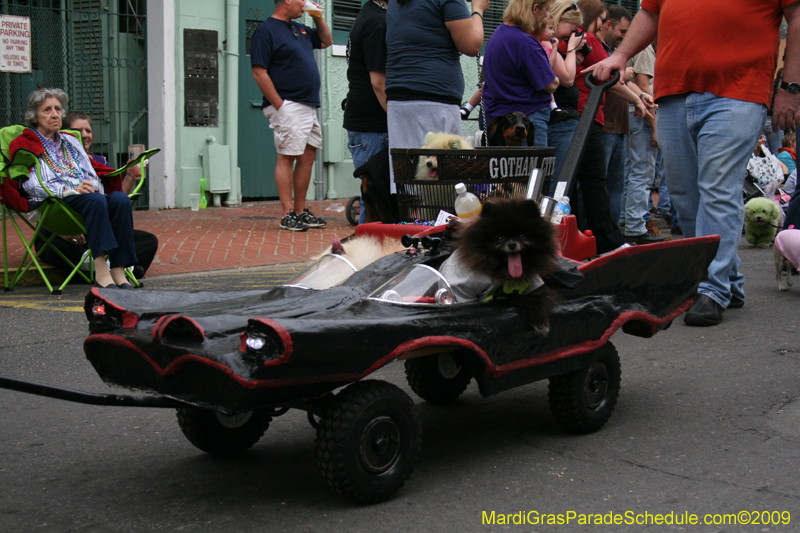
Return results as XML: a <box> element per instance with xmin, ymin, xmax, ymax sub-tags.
<box><xmin>317</xmin><ymin>235</ymin><xmax>407</xmax><ymax>270</ymax></box>
<box><xmin>415</xmin><ymin>131</ymin><xmax>473</xmax><ymax>180</ymax></box>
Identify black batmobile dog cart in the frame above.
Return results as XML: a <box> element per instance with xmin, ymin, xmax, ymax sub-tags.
<box><xmin>0</xmin><ymin>74</ymin><xmax>719</xmax><ymax>505</ymax></box>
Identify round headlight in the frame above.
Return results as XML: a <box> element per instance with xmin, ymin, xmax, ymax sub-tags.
<box><xmin>245</xmin><ymin>334</ymin><xmax>266</xmax><ymax>351</ymax></box>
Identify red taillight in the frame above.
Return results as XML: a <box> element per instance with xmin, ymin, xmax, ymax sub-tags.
<box><xmin>92</xmin><ymin>303</ymin><xmax>106</xmax><ymax>316</ymax></box>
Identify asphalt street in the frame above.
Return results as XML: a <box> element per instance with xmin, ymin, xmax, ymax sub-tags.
<box><xmin>1</xmin><ymin>239</ymin><xmax>799</xmax><ymax>532</ymax></box>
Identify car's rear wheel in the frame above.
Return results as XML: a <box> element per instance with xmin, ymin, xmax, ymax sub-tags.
<box><xmin>404</xmin><ymin>351</ymin><xmax>472</xmax><ymax>404</ymax></box>
<box><xmin>316</xmin><ymin>380</ymin><xmax>421</xmax><ymax>504</ymax></box>
<box><xmin>548</xmin><ymin>343</ymin><xmax>621</xmax><ymax>434</ymax></box>
<box><xmin>176</xmin><ymin>408</ymin><xmax>272</xmax><ymax>456</ymax></box>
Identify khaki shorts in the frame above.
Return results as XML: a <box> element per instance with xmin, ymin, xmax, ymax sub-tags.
<box><xmin>263</xmin><ymin>100</ymin><xmax>323</xmax><ymax>156</ymax></box>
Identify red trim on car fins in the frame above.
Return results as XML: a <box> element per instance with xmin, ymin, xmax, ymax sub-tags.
<box><xmin>579</xmin><ymin>235</ymin><xmax>720</xmax><ymax>273</ymax></box>
<box><xmin>84</xmin><ymin>300</ymin><xmax>691</xmax><ymax>393</ymax></box>
<box><xmin>152</xmin><ymin>315</ymin><xmax>205</xmax><ymax>342</ymax></box>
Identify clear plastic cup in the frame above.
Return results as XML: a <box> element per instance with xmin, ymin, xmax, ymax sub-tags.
<box><xmin>190</xmin><ymin>193</ymin><xmax>201</xmax><ymax>211</ymax></box>
<box><xmin>304</xmin><ymin>0</ymin><xmax>323</xmax><ymax>17</ymax></box>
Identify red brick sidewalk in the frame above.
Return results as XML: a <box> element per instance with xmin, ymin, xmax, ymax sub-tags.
<box><xmin>3</xmin><ymin>200</ymin><xmax>356</xmax><ymax>279</ymax></box>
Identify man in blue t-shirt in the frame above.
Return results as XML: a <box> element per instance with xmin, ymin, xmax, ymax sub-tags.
<box><xmin>251</xmin><ymin>0</ymin><xmax>332</xmax><ymax>231</ymax></box>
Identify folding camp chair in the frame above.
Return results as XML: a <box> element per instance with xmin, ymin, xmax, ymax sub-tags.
<box><xmin>1</xmin><ymin>125</ymin><xmax>158</xmax><ymax>294</ymax></box>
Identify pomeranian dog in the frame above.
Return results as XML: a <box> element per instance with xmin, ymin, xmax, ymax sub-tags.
<box><xmin>415</xmin><ymin>131</ymin><xmax>473</xmax><ymax>180</ymax></box>
<box><xmin>439</xmin><ymin>198</ymin><xmax>559</xmax><ymax>335</ymax></box>
<box><xmin>774</xmin><ymin>228</ymin><xmax>800</xmax><ymax>291</ymax></box>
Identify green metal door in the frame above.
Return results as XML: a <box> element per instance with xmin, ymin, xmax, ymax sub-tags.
<box><xmin>239</xmin><ymin>0</ymin><xmax>278</xmax><ymax>199</ymax></box>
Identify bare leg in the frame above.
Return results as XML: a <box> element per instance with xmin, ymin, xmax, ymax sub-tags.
<box><xmin>275</xmin><ymin>154</ymin><xmax>298</xmax><ymax>215</ymax></box>
<box><xmin>292</xmin><ymin>144</ymin><xmax>317</xmax><ymax>213</ymax></box>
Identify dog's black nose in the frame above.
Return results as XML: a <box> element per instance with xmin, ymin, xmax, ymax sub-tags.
<box><xmin>515</xmin><ymin>125</ymin><xmax>526</xmax><ymax>134</ymax></box>
<box><xmin>427</xmin><ymin>161</ymin><xmax>433</xmax><ymax>168</ymax></box>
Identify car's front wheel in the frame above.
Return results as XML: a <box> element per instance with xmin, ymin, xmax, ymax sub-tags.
<box><xmin>316</xmin><ymin>380</ymin><xmax>421</xmax><ymax>504</ymax></box>
<box><xmin>176</xmin><ymin>408</ymin><xmax>272</xmax><ymax>456</ymax></box>
<box><xmin>548</xmin><ymin>343</ymin><xmax>621</xmax><ymax>434</ymax></box>
<box><xmin>404</xmin><ymin>351</ymin><xmax>472</xmax><ymax>404</ymax></box>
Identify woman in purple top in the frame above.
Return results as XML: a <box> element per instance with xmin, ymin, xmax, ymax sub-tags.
<box><xmin>483</xmin><ymin>0</ymin><xmax>559</xmax><ymax>144</ymax></box>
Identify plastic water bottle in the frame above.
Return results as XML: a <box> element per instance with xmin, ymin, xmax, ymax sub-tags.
<box><xmin>551</xmin><ymin>196</ymin><xmax>571</xmax><ymax>224</ymax></box>
<box><xmin>454</xmin><ymin>183</ymin><xmax>481</xmax><ymax>220</ymax></box>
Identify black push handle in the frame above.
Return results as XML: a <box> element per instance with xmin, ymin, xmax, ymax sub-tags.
<box><xmin>584</xmin><ymin>69</ymin><xmax>621</xmax><ymax>92</ymax></box>
<box><xmin>551</xmin><ymin>69</ymin><xmax>622</xmax><ymax>199</ymax></box>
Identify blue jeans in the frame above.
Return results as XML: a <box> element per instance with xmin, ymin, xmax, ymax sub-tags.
<box><xmin>650</xmin><ymin>150</ymin><xmax>672</xmax><ymax>212</ymax></box>
<box><xmin>603</xmin><ymin>132</ymin><xmax>628</xmax><ymax>224</ymax></box>
<box><xmin>657</xmin><ymin>93</ymin><xmax>767</xmax><ymax>307</ymax></box>
<box><xmin>348</xmin><ymin>131</ymin><xmax>389</xmax><ymax>224</ymax></box>
<box><xmin>63</xmin><ymin>191</ymin><xmax>137</xmax><ymax>268</ymax></box>
<box><xmin>531</xmin><ymin>107</ymin><xmax>550</xmax><ymax>148</ymax></box>
<box><xmin>625</xmin><ymin>110</ymin><xmax>658</xmax><ymax>235</ymax></box>
<box><xmin>547</xmin><ymin>117</ymin><xmax>579</xmax><ymax>193</ymax></box>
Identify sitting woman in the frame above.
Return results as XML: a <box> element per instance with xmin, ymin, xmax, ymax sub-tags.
<box><xmin>17</xmin><ymin>88</ymin><xmax>137</xmax><ymax>289</ymax></box>
<box><xmin>30</xmin><ymin>110</ymin><xmax>158</xmax><ymax>281</ymax></box>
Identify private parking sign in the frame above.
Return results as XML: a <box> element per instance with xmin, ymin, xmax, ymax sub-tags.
<box><xmin>0</xmin><ymin>15</ymin><xmax>31</xmax><ymax>73</ymax></box>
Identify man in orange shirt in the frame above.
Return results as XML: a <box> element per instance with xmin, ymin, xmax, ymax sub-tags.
<box><xmin>593</xmin><ymin>0</ymin><xmax>800</xmax><ymax>326</ymax></box>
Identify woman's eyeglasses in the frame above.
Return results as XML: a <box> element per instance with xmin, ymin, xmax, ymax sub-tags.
<box><xmin>565</xmin><ymin>2</ymin><xmax>579</xmax><ymax>12</ymax></box>
<box><xmin>287</xmin><ymin>22</ymin><xmax>299</xmax><ymax>39</ymax></box>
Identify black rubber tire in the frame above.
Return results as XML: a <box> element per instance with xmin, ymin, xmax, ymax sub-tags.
<box><xmin>548</xmin><ymin>343</ymin><xmax>621</xmax><ymax>434</ymax></box>
<box><xmin>404</xmin><ymin>351</ymin><xmax>472</xmax><ymax>404</ymax></box>
<box><xmin>176</xmin><ymin>408</ymin><xmax>272</xmax><ymax>457</ymax></box>
<box><xmin>316</xmin><ymin>380</ymin><xmax>421</xmax><ymax>504</ymax></box>
<box><xmin>346</xmin><ymin>196</ymin><xmax>360</xmax><ymax>226</ymax></box>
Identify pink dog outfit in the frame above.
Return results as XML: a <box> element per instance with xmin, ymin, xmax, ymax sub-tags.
<box><xmin>775</xmin><ymin>228</ymin><xmax>800</xmax><ymax>269</ymax></box>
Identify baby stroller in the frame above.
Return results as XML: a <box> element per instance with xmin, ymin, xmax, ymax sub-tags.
<box><xmin>744</xmin><ymin>145</ymin><xmax>790</xmax><ymax>213</ymax></box>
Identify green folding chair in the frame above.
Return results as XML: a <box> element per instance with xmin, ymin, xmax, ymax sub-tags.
<box><xmin>1</xmin><ymin>125</ymin><xmax>159</xmax><ymax>294</ymax></box>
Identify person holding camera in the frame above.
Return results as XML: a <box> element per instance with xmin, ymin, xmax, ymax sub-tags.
<box><xmin>549</xmin><ymin>0</ymin><xmax>650</xmax><ymax>254</ymax></box>
<box><xmin>546</xmin><ymin>0</ymin><xmax>589</xmax><ymax>183</ymax></box>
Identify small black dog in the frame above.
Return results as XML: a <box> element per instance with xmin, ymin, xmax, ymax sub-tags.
<box><xmin>486</xmin><ymin>112</ymin><xmax>535</xmax><ymax>147</ymax></box>
<box><xmin>441</xmin><ymin>198</ymin><xmax>559</xmax><ymax>335</ymax></box>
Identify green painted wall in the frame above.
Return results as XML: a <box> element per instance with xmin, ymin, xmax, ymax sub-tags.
<box><xmin>167</xmin><ymin>1</ymin><xmax>485</xmax><ymax>205</ymax></box>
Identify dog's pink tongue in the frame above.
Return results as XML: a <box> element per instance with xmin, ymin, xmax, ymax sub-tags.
<box><xmin>508</xmin><ymin>252</ymin><xmax>523</xmax><ymax>279</ymax></box>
